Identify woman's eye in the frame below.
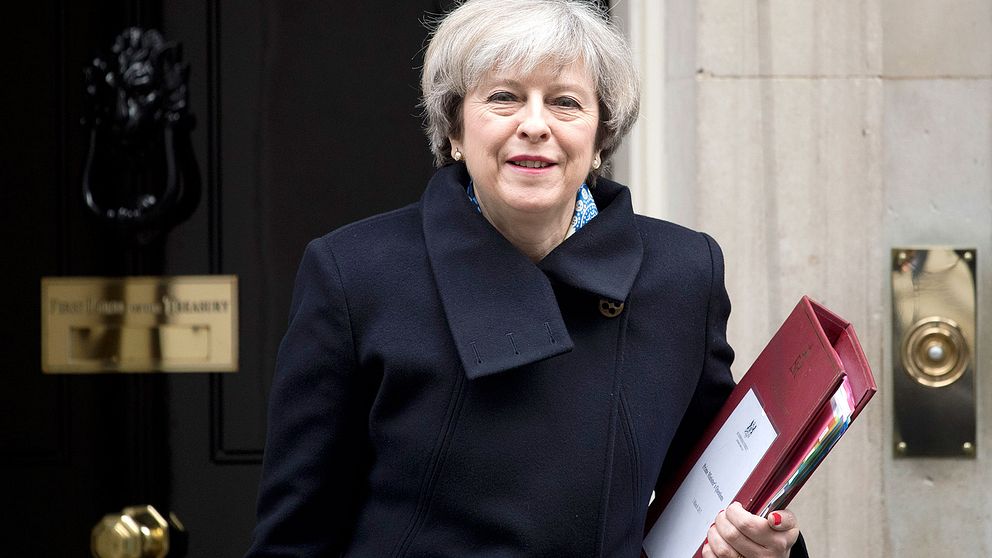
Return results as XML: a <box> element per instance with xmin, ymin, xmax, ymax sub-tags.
<box><xmin>487</xmin><ymin>91</ymin><xmax>516</xmax><ymax>103</ymax></box>
<box><xmin>553</xmin><ymin>96</ymin><xmax>581</xmax><ymax>109</ymax></box>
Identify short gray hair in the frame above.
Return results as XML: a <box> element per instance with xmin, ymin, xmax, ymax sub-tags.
<box><xmin>420</xmin><ymin>0</ymin><xmax>640</xmax><ymax>175</ymax></box>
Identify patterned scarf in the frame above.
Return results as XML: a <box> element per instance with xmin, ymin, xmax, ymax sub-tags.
<box><xmin>466</xmin><ymin>181</ymin><xmax>599</xmax><ymax>239</ymax></box>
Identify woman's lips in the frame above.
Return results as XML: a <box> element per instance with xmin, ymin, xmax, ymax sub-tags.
<box><xmin>510</xmin><ymin>159</ymin><xmax>551</xmax><ymax>168</ymax></box>
<box><xmin>506</xmin><ymin>160</ymin><xmax>556</xmax><ymax>174</ymax></box>
<box><xmin>506</xmin><ymin>156</ymin><xmax>557</xmax><ymax>173</ymax></box>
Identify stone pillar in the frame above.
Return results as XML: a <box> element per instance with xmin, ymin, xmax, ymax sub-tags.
<box><xmin>692</xmin><ymin>3</ymin><xmax>886</xmax><ymax>556</ymax></box>
<box><xmin>618</xmin><ymin>0</ymin><xmax>991</xmax><ymax>555</ymax></box>
<box><xmin>614</xmin><ymin>0</ymin><xmax>698</xmax><ymax>223</ymax></box>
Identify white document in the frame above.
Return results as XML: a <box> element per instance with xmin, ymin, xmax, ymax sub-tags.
<box><xmin>644</xmin><ymin>389</ymin><xmax>777</xmax><ymax>558</ymax></box>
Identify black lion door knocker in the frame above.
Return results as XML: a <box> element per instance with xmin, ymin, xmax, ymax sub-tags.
<box><xmin>82</xmin><ymin>27</ymin><xmax>200</xmax><ymax>245</ymax></box>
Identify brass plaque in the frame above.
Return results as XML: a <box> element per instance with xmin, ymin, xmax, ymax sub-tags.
<box><xmin>42</xmin><ymin>276</ymin><xmax>238</xmax><ymax>373</ymax></box>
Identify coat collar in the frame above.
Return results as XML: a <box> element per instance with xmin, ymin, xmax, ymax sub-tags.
<box><xmin>421</xmin><ymin>164</ymin><xmax>644</xmax><ymax>379</ymax></box>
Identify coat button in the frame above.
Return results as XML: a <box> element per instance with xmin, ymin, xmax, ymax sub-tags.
<box><xmin>599</xmin><ymin>299</ymin><xmax>624</xmax><ymax>318</ymax></box>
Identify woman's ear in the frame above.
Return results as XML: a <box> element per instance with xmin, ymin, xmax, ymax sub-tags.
<box><xmin>592</xmin><ymin>151</ymin><xmax>602</xmax><ymax>170</ymax></box>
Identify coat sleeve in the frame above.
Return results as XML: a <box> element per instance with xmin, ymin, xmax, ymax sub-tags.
<box><xmin>654</xmin><ymin>233</ymin><xmax>735</xmax><ymax>498</ymax></box>
<box><xmin>653</xmin><ymin>234</ymin><xmax>810</xmax><ymax>558</ymax></box>
<box><xmin>245</xmin><ymin>237</ymin><xmax>374</xmax><ymax>557</ymax></box>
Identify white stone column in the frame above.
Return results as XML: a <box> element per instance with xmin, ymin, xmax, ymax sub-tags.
<box><xmin>693</xmin><ymin>3</ymin><xmax>886</xmax><ymax>555</ymax></box>
<box><xmin>613</xmin><ymin>0</ymin><xmax>698</xmax><ymax>225</ymax></box>
<box><xmin>619</xmin><ymin>1</ymin><xmax>991</xmax><ymax>555</ymax></box>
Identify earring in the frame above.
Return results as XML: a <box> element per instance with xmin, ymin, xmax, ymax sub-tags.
<box><xmin>453</xmin><ymin>148</ymin><xmax>463</xmax><ymax>161</ymax></box>
<box><xmin>592</xmin><ymin>155</ymin><xmax>601</xmax><ymax>170</ymax></box>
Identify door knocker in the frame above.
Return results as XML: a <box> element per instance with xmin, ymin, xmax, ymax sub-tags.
<box><xmin>82</xmin><ymin>27</ymin><xmax>200</xmax><ymax>245</ymax></box>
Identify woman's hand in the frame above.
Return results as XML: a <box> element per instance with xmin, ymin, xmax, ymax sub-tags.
<box><xmin>701</xmin><ymin>502</ymin><xmax>799</xmax><ymax>558</ymax></box>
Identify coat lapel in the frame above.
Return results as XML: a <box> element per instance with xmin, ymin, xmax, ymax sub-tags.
<box><xmin>538</xmin><ymin>178</ymin><xmax>643</xmax><ymax>302</ymax></box>
<box><xmin>421</xmin><ymin>164</ymin><xmax>643</xmax><ymax>380</ymax></box>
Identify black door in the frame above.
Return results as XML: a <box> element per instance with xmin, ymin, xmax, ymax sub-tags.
<box><xmin>2</xmin><ymin>1</ymin><xmax>445</xmax><ymax>556</ymax></box>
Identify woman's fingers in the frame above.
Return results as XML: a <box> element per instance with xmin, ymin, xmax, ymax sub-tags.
<box><xmin>711</xmin><ymin>506</ymin><xmax>766</xmax><ymax>557</ymax></box>
<box><xmin>706</xmin><ymin>502</ymin><xmax>800</xmax><ymax>557</ymax></box>
<box><xmin>767</xmin><ymin>508</ymin><xmax>797</xmax><ymax>532</ymax></box>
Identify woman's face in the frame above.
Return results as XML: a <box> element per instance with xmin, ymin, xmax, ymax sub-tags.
<box><xmin>453</xmin><ymin>61</ymin><xmax>600</xmax><ymax>227</ymax></box>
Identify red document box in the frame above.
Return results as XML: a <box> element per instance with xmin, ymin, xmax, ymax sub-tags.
<box><xmin>643</xmin><ymin>296</ymin><xmax>877</xmax><ymax>558</ymax></box>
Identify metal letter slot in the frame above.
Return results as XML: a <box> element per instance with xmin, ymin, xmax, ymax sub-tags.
<box><xmin>892</xmin><ymin>248</ymin><xmax>976</xmax><ymax>457</ymax></box>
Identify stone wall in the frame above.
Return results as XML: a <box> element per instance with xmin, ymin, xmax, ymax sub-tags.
<box><xmin>616</xmin><ymin>1</ymin><xmax>992</xmax><ymax>555</ymax></box>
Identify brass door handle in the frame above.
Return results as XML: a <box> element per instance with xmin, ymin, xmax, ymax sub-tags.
<box><xmin>91</xmin><ymin>505</ymin><xmax>187</xmax><ymax>558</ymax></box>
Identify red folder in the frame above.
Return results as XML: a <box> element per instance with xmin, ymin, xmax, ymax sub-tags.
<box><xmin>642</xmin><ymin>296</ymin><xmax>876</xmax><ymax>557</ymax></box>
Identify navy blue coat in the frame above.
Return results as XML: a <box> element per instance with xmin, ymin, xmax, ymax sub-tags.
<box><xmin>247</xmin><ymin>164</ymin><xmax>808</xmax><ymax>557</ymax></box>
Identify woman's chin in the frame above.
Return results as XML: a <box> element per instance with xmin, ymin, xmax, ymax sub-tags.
<box><xmin>493</xmin><ymin>185</ymin><xmax>570</xmax><ymax>212</ymax></box>
<box><xmin>499</xmin><ymin>198</ymin><xmax>573</xmax><ymax>222</ymax></box>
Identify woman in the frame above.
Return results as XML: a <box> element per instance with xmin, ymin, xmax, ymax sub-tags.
<box><xmin>247</xmin><ymin>1</ymin><xmax>806</xmax><ymax>557</ymax></box>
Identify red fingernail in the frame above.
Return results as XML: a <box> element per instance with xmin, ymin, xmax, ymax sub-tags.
<box><xmin>772</xmin><ymin>512</ymin><xmax>782</xmax><ymax>526</ymax></box>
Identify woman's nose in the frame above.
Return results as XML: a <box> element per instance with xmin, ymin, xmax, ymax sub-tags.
<box><xmin>517</xmin><ymin>99</ymin><xmax>550</xmax><ymax>142</ymax></box>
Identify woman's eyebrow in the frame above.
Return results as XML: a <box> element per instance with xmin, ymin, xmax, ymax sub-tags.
<box><xmin>483</xmin><ymin>78</ymin><xmax>593</xmax><ymax>95</ymax></box>
<box><xmin>481</xmin><ymin>78</ymin><xmax>525</xmax><ymax>89</ymax></box>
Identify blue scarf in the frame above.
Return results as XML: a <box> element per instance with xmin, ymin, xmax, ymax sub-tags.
<box><xmin>466</xmin><ymin>181</ymin><xmax>599</xmax><ymax>239</ymax></box>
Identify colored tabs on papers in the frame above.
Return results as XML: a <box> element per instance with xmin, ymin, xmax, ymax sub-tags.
<box><xmin>759</xmin><ymin>377</ymin><xmax>856</xmax><ymax>517</ymax></box>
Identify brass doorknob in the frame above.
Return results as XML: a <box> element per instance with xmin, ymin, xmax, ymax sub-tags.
<box><xmin>92</xmin><ymin>505</ymin><xmax>185</xmax><ymax>558</ymax></box>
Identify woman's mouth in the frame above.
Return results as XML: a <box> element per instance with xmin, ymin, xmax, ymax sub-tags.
<box><xmin>509</xmin><ymin>160</ymin><xmax>553</xmax><ymax>169</ymax></box>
